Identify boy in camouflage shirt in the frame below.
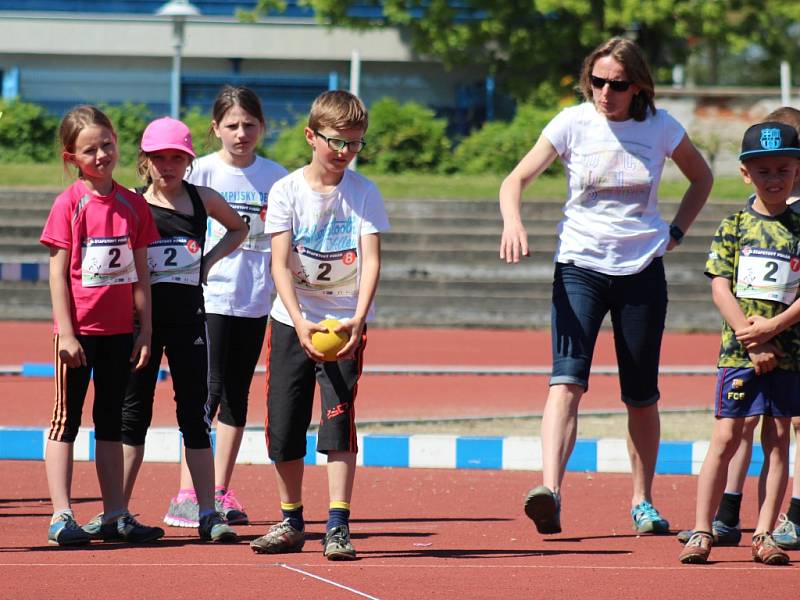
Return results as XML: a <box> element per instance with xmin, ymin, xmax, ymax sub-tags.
<box><xmin>680</xmin><ymin>121</ymin><xmax>800</xmax><ymax>566</ymax></box>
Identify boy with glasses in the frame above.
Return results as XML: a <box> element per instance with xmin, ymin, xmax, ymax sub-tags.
<box><xmin>250</xmin><ymin>91</ymin><xmax>389</xmax><ymax>560</ymax></box>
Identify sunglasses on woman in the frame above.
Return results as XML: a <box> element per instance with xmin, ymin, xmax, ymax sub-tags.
<box><xmin>590</xmin><ymin>75</ymin><xmax>632</xmax><ymax>92</ymax></box>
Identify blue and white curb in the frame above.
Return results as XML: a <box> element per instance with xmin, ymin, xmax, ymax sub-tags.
<box><xmin>0</xmin><ymin>427</ymin><xmax>794</xmax><ymax>475</ymax></box>
<box><xmin>0</xmin><ymin>262</ymin><xmax>48</xmax><ymax>282</ymax></box>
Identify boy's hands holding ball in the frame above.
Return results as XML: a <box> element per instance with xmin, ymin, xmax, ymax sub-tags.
<box><xmin>311</xmin><ymin>318</ymin><xmax>350</xmax><ymax>361</ymax></box>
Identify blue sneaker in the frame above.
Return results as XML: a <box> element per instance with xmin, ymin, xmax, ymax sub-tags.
<box><xmin>48</xmin><ymin>513</ymin><xmax>91</xmax><ymax>546</ymax></box>
<box><xmin>631</xmin><ymin>501</ymin><xmax>669</xmax><ymax>534</ymax></box>
<box><xmin>712</xmin><ymin>520</ymin><xmax>742</xmax><ymax>545</ymax></box>
<box><xmin>772</xmin><ymin>513</ymin><xmax>800</xmax><ymax>550</ymax></box>
<box><xmin>115</xmin><ymin>512</ymin><xmax>165</xmax><ymax>544</ymax></box>
<box><xmin>677</xmin><ymin>520</ymin><xmax>741</xmax><ymax>545</ymax></box>
<box><xmin>523</xmin><ymin>485</ymin><xmax>561</xmax><ymax>534</ymax></box>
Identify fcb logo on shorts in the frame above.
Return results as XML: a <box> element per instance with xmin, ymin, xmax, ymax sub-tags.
<box><xmin>732</xmin><ymin>378</ymin><xmax>744</xmax><ymax>389</ymax></box>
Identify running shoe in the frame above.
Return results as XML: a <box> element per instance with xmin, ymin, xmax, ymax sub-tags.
<box><xmin>198</xmin><ymin>512</ymin><xmax>238</xmax><ymax>543</ymax></box>
<box><xmin>752</xmin><ymin>533</ymin><xmax>790</xmax><ymax>565</ymax></box>
<box><xmin>679</xmin><ymin>531</ymin><xmax>712</xmax><ymax>564</ymax></box>
<box><xmin>115</xmin><ymin>512</ymin><xmax>165</xmax><ymax>544</ymax></box>
<box><xmin>523</xmin><ymin>485</ymin><xmax>561</xmax><ymax>534</ymax></box>
<box><xmin>322</xmin><ymin>524</ymin><xmax>357</xmax><ymax>561</ymax></box>
<box><xmin>82</xmin><ymin>513</ymin><xmax>123</xmax><ymax>541</ymax></box>
<box><xmin>163</xmin><ymin>493</ymin><xmax>200</xmax><ymax>528</ymax></box>
<box><xmin>631</xmin><ymin>501</ymin><xmax>670</xmax><ymax>534</ymax></box>
<box><xmin>772</xmin><ymin>514</ymin><xmax>800</xmax><ymax>550</ymax></box>
<box><xmin>215</xmin><ymin>488</ymin><xmax>249</xmax><ymax>525</ymax></box>
<box><xmin>250</xmin><ymin>519</ymin><xmax>305</xmax><ymax>554</ymax></box>
<box><xmin>676</xmin><ymin>520</ymin><xmax>741</xmax><ymax>546</ymax></box>
<box><xmin>48</xmin><ymin>512</ymin><xmax>91</xmax><ymax>546</ymax></box>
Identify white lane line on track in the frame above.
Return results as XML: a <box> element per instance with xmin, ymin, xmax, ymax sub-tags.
<box><xmin>278</xmin><ymin>563</ymin><xmax>381</xmax><ymax>599</ymax></box>
<box><xmin>2</xmin><ymin>562</ymin><xmax>794</xmax><ymax>573</ymax></box>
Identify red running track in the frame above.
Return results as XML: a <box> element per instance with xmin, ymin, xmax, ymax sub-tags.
<box><xmin>2</xmin><ymin>461</ymin><xmax>794</xmax><ymax>599</ymax></box>
<box><xmin>0</xmin><ymin>322</ymin><xmax>720</xmax><ymax>427</ymax></box>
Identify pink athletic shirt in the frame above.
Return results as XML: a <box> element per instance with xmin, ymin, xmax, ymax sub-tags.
<box><xmin>40</xmin><ymin>179</ymin><xmax>160</xmax><ymax>335</ymax></box>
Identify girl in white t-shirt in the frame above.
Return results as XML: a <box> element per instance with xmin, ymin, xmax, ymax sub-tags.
<box><xmin>163</xmin><ymin>86</ymin><xmax>287</xmax><ymax>528</ymax></box>
<box><xmin>499</xmin><ymin>37</ymin><xmax>713</xmax><ymax>537</ymax></box>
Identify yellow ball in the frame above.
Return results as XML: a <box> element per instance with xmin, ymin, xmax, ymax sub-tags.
<box><xmin>311</xmin><ymin>318</ymin><xmax>349</xmax><ymax>361</ymax></box>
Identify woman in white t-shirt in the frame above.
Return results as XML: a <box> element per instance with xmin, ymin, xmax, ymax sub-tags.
<box><xmin>499</xmin><ymin>37</ymin><xmax>713</xmax><ymax>537</ymax></box>
<box><xmin>162</xmin><ymin>86</ymin><xmax>287</xmax><ymax>528</ymax></box>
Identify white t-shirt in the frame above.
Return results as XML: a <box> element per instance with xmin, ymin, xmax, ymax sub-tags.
<box><xmin>542</xmin><ymin>102</ymin><xmax>686</xmax><ymax>275</ymax></box>
<box><xmin>186</xmin><ymin>153</ymin><xmax>288</xmax><ymax>317</ymax></box>
<box><xmin>266</xmin><ymin>167</ymin><xmax>390</xmax><ymax>325</ymax></box>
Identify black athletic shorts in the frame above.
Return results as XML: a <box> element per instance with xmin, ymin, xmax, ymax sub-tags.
<box><xmin>265</xmin><ymin>319</ymin><xmax>366</xmax><ymax>462</ymax></box>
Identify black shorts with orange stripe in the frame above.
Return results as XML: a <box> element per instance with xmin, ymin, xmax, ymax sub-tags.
<box><xmin>49</xmin><ymin>333</ymin><xmax>132</xmax><ymax>443</ymax></box>
<box><xmin>265</xmin><ymin>319</ymin><xmax>366</xmax><ymax>462</ymax></box>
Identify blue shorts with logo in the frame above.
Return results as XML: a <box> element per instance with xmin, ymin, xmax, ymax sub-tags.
<box><xmin>714</xmin><ymin>367</ymin><xmax>800</xmax><ymax>418</ymax></box>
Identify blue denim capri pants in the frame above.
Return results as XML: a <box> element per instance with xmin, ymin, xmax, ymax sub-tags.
<box><xmin>550</xmin><ymin>257</ymin><xmax>667</xmax><ymax>407</ymax></box>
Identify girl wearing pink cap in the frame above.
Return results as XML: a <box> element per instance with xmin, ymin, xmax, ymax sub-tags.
<box><xmin>107</xmin><ymin>116</ymin><xmax>248</xmax><ymax>542</ymax></box>
<box><xmin>163</xmin><ymin>86</ymin><xmax>287</xmax><ymax>528</ymax></box>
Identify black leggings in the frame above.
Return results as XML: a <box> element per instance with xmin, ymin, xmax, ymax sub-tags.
<box><xmin>49</xmin><ymin>333</ymin><xmax>133</xmax><ymax>443</ymax></box>
<box><xmin>205</xmin><ymin>313</ymin><xmax>268</xmax><ymax>428</ymax></box>
<box><xmin>121</xmin><ymin>322</ymin><xmax>211</xmax><ymax>449</ymax></box>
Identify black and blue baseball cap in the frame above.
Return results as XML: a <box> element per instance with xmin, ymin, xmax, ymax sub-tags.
<box><xmin>739</xmin><ymin>121</ymin><xmax>800</xmax><ymax>161</ymax></box>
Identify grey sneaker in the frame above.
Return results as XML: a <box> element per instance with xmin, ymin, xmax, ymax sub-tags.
<box><xmin>250</xmin><ymin>519</ymin><xmax>305</xmax><ymax>554</ymax></box>
<box><xmin>322</xmin><ymin>525</ymin><xmax>357</xmax><ymax>561</ymax></box>
<box><xmin>163</xmin><ymin>494</ymin><xmax>200</xmax><ymax>528</ymax></box>
<box><xmin>82</xmin><ymin>513</ymin><xmax>123</xmax><ymax>541</ymax></box>
<box><xmin>215</xmin><ymin>488</ymin><xmax>249</xmax><ymax>525</ymax></box>
<box><xmin>115</xmin><ymin>512</ymin><xmax>165</xmax><ymax>544</ymax></box>
<box><xmin>523</xmin><ymin>485</ymin><xmax>561</xmax><ymax>534</ymax></box>
<box><xmin>198</xmin><ymin>512</ymin><xmax>238</xmax><ymax>543</ymax></box>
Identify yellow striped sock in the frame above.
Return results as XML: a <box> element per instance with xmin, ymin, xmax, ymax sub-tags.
<box><xmin>330</xmin><ymin>501</ymin><xmax>350</xmax><ymax>510</ymax></box>
<box><xmin>281</xmin><ymin>501</ymin><xmax>303</xmax><ymax>511</ymax></box>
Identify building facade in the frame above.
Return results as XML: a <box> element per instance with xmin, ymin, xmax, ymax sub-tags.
<box><xmin>0</xmin><ymin>1</ymin><xmax>491</xmax><ymax>131</ymax></box>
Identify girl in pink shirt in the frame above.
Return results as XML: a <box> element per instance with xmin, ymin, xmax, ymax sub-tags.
<box><xmin>40</xmin><ymin>105</ymin><xmax>163</xmax><ymax>546</ymax></box>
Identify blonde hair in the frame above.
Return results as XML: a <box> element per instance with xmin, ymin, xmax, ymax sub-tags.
<box><xmin>578</xmin><ymin>37</ymin><xmax>656</xmax><ymax>122</ymax></box>
<box><xmin>308</xmin><ymin>90</ymin><xmax>368</xmax><ymax>132</ymax></box>
<box><xmin>765</xmin><ymin>106</ymin><xmax>800</xmax><ymax>135</ymax></box>
<box><xmin>58</xmin><ymin>105</ymin><xmax>116</xmax><ymax>177</ymax></box>
<box><xmin>136</xmin><ymin>150</ymin><xmax>152</xmax><ymax>186</ymax></box>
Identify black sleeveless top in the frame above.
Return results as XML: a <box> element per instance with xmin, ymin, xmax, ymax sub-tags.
<box><xmin>142</xmin><ymin>182</ymin><xmax>208</xmax><ymax>327</ymax></box>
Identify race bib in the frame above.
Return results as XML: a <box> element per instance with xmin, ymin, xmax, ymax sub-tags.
<box><xmin>290</xmin><ymin>245</ymin><xmax>358</xmax><ymax>297</ymax></box>
<box><xmin>147</xmin><ymin>236</ymin><xmax>202</xmax><ymax>285</ymax></box>
<box><xmin>736</xmin><ymin>246</ymin><xmax>800</xmax><ymax>305</ymax></box>
<box><xmin>209</xmin><ymin>201</ymin><xmax>268</xmax><ymax>252</ymax></box>
<box><xmin>81</xmin><ymin>235</ymin><xmax>137</xmax><ymax>287</ymax></box>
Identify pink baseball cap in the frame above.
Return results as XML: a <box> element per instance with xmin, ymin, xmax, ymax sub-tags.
<box><xmin>140</xmin><ymin>117</ymin><xmax>196</xmax><ymax>157</ymax></box>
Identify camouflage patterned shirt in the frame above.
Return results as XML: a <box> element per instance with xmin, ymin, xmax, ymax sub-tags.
<box><xmin>705</xmin><ymin>206</ymin><xmax>800</xmax><ymax>369</ymax></box>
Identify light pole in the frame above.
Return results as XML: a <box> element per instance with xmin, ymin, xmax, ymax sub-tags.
<box><xmin>156</xmin><ymin>0</ymin><xmax>200</xmax><ymax>119</ymax></box>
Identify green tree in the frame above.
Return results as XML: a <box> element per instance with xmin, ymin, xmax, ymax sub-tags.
<box><xmin>453</xmin><ymin>103</ymin><xmax>557</xmax><ymax>175</ymax></box>
<box><xmin>99</xmin><ymin>102</ymin><xmax>152</xmax><ymax>166</ymax></box>
<box><xmin>0</xmin><ymin>99</ymin><xmax>58</xmax><ymax>162</ymax></box>
<box><xmin>253</xmin><ymin>1</ymin><xmax>800</xmax><ymax>96</ymax></box>
<box><xmin>359</xmin><ymin>97</ymin><xmax>451</xmax><ymax>173</ymax></box>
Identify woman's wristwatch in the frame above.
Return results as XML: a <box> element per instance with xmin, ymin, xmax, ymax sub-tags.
<box><xmin>669</xmin><ymin>224</ymin><xmax>685</xmax><ymax>245</ymax></box>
